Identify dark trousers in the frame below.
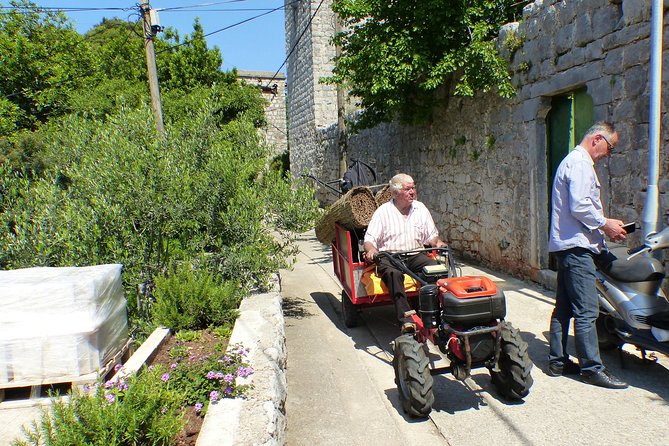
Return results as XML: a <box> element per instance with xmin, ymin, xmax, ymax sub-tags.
<box><xmin>376</xmin><ymin>253</ymin><xmax>438</xmax><ymax>323</ymax></box>
<box><xmin>548</xmin><ymin>247</ymin><xmax>604</xmax><ymax>373</ymax></box>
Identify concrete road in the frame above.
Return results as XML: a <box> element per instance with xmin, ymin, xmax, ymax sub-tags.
<box><xmin>282</xmin><ymin>231</ymin><xmax>669</xmax><ymax>446</ymax></box>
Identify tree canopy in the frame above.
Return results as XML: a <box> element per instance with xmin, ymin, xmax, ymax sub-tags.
<box><xmin>0</xmin><ymin>1</ymin><xmax>241</xmax><ymax>136</ymax></box>
<box><xmin>327</xmin><ymin>0</ymin><xmax>525</xmax><ymax>130</ymax></box>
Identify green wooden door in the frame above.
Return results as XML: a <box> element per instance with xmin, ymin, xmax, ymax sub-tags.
<box><xmin>546</xmin><ymin>89</ymin><xmax>593</xmax><ymax>269</ymax></box>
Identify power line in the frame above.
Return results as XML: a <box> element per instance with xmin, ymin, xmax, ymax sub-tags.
<box><xmin>264</xmin><ymin>0</ymin><xmax>325</xmax><ymax>89</ymax></box>
<box><xmin>155</xmin><ymin>0</ymin><xmax>297</xmax><ymax>54</ymax></box>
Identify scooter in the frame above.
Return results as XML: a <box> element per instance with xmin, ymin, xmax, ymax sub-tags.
<box><xmin>596</xmin><ymin>224</ymin><xmax>669</xmax><ymax>360</ymax></box>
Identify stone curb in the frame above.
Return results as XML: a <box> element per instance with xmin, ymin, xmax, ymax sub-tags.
<box><xmin>197</xmin><ymin>278</ymin><xmax>286</xmax><ymax>446</ymax></box>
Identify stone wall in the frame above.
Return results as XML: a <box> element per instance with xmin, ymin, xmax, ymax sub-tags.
<box><xmin>285</xmin><ymin>0</ymin><xmax>669</xmax><ymax>281</ymax></box>
<box><xmin>237</xmin><ymin>70</ymin><xmax>288</xmax><ymax>157</ymax></box>
<box><xmin>285</xmin><ymin>0</ymin><xmax>339</xmax><ymax>198</ymax></box>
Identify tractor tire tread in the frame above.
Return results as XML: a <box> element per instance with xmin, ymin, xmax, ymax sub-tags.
<box><xmin>393</xmin><ymin>336</ymin><xmax>434</xmax><ymax>418</ymax></box>
<box><xmin>491</xmin><ymin>323</ymin><xmax>534</xmax><ymax>400</ymax></box>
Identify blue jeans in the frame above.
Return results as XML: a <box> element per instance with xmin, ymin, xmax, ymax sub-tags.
<box><xmin>548</xmin><ymin>247</ymin><xmax>604</xmax><ymax>373</ymax></box>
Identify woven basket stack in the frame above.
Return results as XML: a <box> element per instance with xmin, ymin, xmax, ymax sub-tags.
<box><xmin>314</xmin><ymin>186</ymin><xmax>378</xmax><ymax>244</ymax></box>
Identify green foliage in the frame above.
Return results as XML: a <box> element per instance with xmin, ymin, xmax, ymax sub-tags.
<box><xmin>327</xmin><ymin>0</ymin><xmax>524</xmax><ymax>130</ymax></box>
<box><xmin>166</xmin><ymin>342</ymin><xmax>253</xmax><ymax>414</ymax></box>
<box><xmin>158</xmin><ymin>19</ymin><xmax>237</xmax><ymax>92</ymax></box>
<box><xmin>0</xmin><ymin>1</ymin><xmax>97</xmax><ymax>132</ymax></box>
<box><xmin>12</xmin><ymin>367</ymin><xmax>185</xmax><ymax>446</ymax></box>
<box><xmin>263</xmin><ymin>170</ymin><xmax>321</xmax><ymax>233</ymax></box>
<box><xmin>485</xmin><ymin>134</ymin><xmax>496</xmax><ymax>150</ymax></box>
<box><xmin>0</xmin><ymin>93</ymin><xmax>318</xmax><ymax>320</ymax></box>
<box><xmin>175</xmin><ymin>329</ymin><xmax>202</xmax><ymax>343</ymax></box>
<box><xmin>152</xmin><ymin>264</ymin><xmax>241</xmax><ymax>331</ymax></box>
<box><xmin>503</xmin><ymin>29</ymin><xmax>525</xmax><ymax>59</ymax></box>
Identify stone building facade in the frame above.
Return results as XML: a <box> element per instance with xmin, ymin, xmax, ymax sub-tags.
<box><xmin>285</xmin><ymin>0</ymin><xmax>669</xmax><ymax>283</ymax></box>
<box><xmin>237</xmin><ymin>70</ymin><xmax>288</xmax><ymax>156</ymax></box>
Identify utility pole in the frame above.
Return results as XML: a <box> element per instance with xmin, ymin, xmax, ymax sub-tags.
<box><xmin>334</xmin><ymin>7</ymin><xmax>347</xmax><ymax>179</ymax></box>
<box><xmin>140</xmin><ymin>0</ymin><xmax>165</xmax><ymax>136</ymax></box>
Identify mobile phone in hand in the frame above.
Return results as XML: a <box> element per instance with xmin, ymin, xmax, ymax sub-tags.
<box><xmin>622</xmin><ymin>222</ymin><xmax>637</xmax><ymax>233</ymax></box>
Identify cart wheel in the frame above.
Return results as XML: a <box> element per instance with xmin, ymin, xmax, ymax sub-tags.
<box><xmin>490</xmin><ymin>322</ymin><xmax>533</xmax><ymax>400</ymax></box>
<box><xmin>341</xmin><ymin>291</ymin><xmax>358</xmax><ymax>328</ymax></box>
<box><xmin>393</xmin><ymin>335</ymin><xmax>434</xmax><ymax>418</ymax></box>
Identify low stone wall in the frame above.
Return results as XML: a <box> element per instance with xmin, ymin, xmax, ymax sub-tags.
<box><xmin>197</xmin><ymin>279</ymin><xmax>286</xmax><ymax>446</ymax></box>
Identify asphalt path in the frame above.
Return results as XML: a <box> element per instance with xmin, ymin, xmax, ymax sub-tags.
<box><xmin>282</xmin><ymin>231</ymin><xmax>669</xmax><ymax>446</ymax></box>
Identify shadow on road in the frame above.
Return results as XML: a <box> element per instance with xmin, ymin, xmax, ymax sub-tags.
<box><xmin>310</xmin><ymin>291</ymin><xmax>398</xmax><ymax>364</ymax></box>
<box><xmin>282</xmin><ymin>296</ymin><xmax>315</xmax><ymax>320</ymax></box>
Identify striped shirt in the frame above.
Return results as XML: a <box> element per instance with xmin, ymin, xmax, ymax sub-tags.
<box><xmin>364</xmin><ymin>199</ymin><xmax>439</xmax><ymax>252</ymax></box>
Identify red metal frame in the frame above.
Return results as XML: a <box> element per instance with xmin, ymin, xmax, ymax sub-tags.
<box><xmin>332</xmin><ymin>222</ymin><xmax>420</xmax><ymax>307</ymax></box>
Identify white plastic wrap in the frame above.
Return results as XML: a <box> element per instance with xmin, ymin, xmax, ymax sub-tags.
<box><xmin>0</xmin><ymin>264</ymin><xmax>128</xmax><ymax>385</ymax></box>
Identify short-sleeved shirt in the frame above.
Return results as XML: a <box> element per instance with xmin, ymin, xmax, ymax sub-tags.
<box><xmin>548</xmin><ymin>145</ymin><xmax>607</xmax><ymax>254</ymax></box>
<box><xmin>364</xmin><ymin>199</ymin><xmax>439</xmax><ymax>252</ymax></box>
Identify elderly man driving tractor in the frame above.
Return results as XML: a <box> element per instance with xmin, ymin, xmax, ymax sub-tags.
<box><xmin>363</xmin><ymin>173</ymin><xmax>447</xmax><ymax>334</ymax></box>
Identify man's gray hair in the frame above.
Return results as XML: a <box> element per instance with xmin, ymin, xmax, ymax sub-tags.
<box><xmin>389</xmin><ymin>173</ymin><xmax>414</xmax><ymax>195</ymax></box>
<box><xmin>584</xmin><ymin>121</ymin><xmax>615</xmax><ymax>139</ymax></box>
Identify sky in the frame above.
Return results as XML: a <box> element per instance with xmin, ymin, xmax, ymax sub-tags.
<box><xmin>25</xmin><ymin>1</ymin><xmax>287</xmax><ymax>74</ymax></box>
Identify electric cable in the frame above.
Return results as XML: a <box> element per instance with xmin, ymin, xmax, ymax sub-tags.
<box><xmin>263</xmin><ymin>0</ymin><xmax>325</xmax><ymax>89</ymax></box>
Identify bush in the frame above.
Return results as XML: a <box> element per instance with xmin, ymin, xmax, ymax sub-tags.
<box><xmin>13</xmin><ymin>366</ymin><xmax>185</xmax><ymax>446</ymax></box>
<box><xmin>152</xmin><ymin>264</ymin><xmax>240</xmax><ymax>331</ymax></box>
<box><xmin>0</xmin><ymin>88</ymin><xmax>320</xmax><ymax>335</ymax></box>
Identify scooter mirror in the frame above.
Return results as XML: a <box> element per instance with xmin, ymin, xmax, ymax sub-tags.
<box><xmin>644</xmin><ymin>226</ymin><xmax>669</xmax><ymax>251</ymax></box>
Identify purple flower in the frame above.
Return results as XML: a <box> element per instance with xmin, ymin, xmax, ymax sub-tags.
<box><xmin>161</xmin><ymin>373</ymin><xmax>170</xmax><ymax>382</ymax></box>
<box><xmin>195</xmin><ymin>402</ymin><xmax>204</xmax><ymax>413</ymax></box>
<box><xmin>237</xmin><ymin>366</ymin><xmax>254</xmax><ymax>378</ymax></box>
<box><xmin>161</xmin><ymin>406</ymin><xmax>168</xmax><ymax>414</ymax></box>
<box><xmin>224</xmin><ymin>386</ymin><xmax>233</xmax><ymax>395</ymax></box>
<box><xmin>114</xmin><ymin>363</ymin><xmax>123</xmax><ymax>372</ymax></box>
<box><xmin>215</xmin><ymin>372</ymin><xmax>224</xmax><ymax>379</ymax></box>
<box><xmin>223</xmin><ymin>355</ymin><xmax>231</xmax><ymax>363</ymax></box>
<box><xmin>209</xmin><ymin>390</ymin><xmax>220</xmax><ymax>402</ymax></box>
<box><xmin>170</xmin><ymin>363</ymin><xmax>178</xmax><ymax>369</ymax></box>
<box><xmin>116</xmin><ymin>379</ymin><xmax>129</xmax><ymax>391</ymax></box>
<box><xmin>206</xmin><ymin>371</ymin><xmax>216</xmax><ymax>380</ymax></box>
<box><xmin>223</xmin><ymin>373</ymin><xmax>234</xmax><ymax>383</ymax></box>
<box><xmin>104</xmin><ymin>380</ymin><xmax>115</xmax><ymax>389</ymax></box>
<box><xmin>82</xmin><ymin>384</ymin><xmax>90</xmax><ymax>394</ymax></box>
<box><xmin>147</xmin><ymin>365</ymin><xmax>154</xmax><ymax>371</ymax></box>
<box><xmin>105</xmin><ymin>394</ymin><xmax>116</xmax><ymax>404</ymax></box>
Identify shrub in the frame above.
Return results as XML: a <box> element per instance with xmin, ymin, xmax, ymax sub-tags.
<box><xmin>0</xmin><ymin>90</ymin><xmax>320</xmax><ymax>335</ymax></box>
<box><xmin>13</xmin><ymin>366</ymin><xmax>185</xmax><ymax>446</ymax></box>
<box><xmin>152</xmin><ymin>264</ymin><xmax>241</xmax><ymax>331</ymax></box>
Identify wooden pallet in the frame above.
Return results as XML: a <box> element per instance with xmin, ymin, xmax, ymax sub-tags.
<box><xmin>0</xmin><ymin>337</ymin><xmax>134</xmax><ymax>404</ymax></box>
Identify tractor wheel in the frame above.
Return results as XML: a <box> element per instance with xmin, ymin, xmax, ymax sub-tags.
<box><xmin>596</xmin><ymin>312</ymin><xmax>621</xmax><ymax>351</ymax></box>
<box><xmin>393</xmin><ymin>335</ymin><xmax>434</xmax><ymax>418</ymax></box>
<box><xmin>341</xmin><ymin>291</ymin><xmax>358</xmax><ymax>328</ymax></box>
<box><xmin>490</xmin><ymin>322</ymin><xmax>534</xmax><ymax>400</ymax></box>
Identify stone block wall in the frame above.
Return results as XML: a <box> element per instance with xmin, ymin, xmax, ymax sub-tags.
<box><xmin>237</xmin><ymin>70</ymin><xmax>288</xmax><ymax>157</ymax></box>
<box><xmin>286</xmin><ymin>0</ymin><xmax>669</xmax><ymax>281</ymax></box>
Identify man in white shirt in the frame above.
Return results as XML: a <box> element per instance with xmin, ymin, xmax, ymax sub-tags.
<box><xmin>363</xmin><ymin>173</ymin><xmax>446</xmax><ymax>333</ymax></box>
<box><xmin>548</xmin><ymin>121</ymin><xmax>629</xmax><ymax>389</ymax></box>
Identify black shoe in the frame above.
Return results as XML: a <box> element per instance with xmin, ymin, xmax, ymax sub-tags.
<box><xmin>581</xmin><ymin>370</ymin><xmax>628</xmax><ymax>389</ymax></box>
<box><xmin>547</xmin><ymin>359</ymin><xmax>581</xmax><ymax>377</ymax></box>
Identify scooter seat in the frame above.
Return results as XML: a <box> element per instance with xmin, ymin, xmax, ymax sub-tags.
<box><xmin>597</xmin><ymin>247</ymin><xmax>666</xmax><ymax>283</ymax></box>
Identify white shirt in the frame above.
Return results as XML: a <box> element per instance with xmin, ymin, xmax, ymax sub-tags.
<box><xmin>548</xmin><ymin>145</ymin><xmax>607</xmax><ymax>253</ymax></box>
<box><xmin>364</xmin><ymin>199</ymin><xmax>439</xmax><ymax>252</ymax></box>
